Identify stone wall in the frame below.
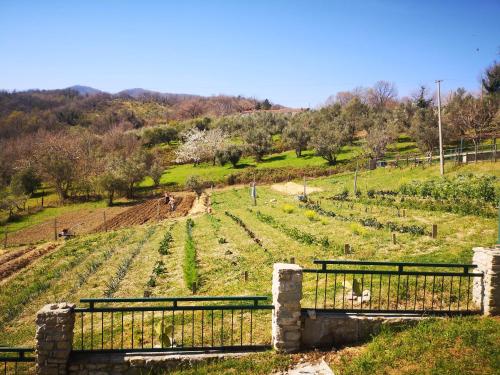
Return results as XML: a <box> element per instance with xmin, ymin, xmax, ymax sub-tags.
<box><xmin>35</xmin><ymin>303</ymin><xmax>75</xmax><ymax>375</ymax></box>
<box><xmin>67</xmin><ymin>352</ymin><xmax>251</xmax><ymax>375</ymax></box>
<box><xmin>473</xmin><ymin>246</ymin><xmax>500</xmax><ymax>316</ymax></box>
<box><xmin>271</xmin><ymin>263</ymin><xmax>302</xmax><ymax>353</ymax></box>
<box><xmin>301</xmin><ymin>311</ymin><xmax>423</xmax><ymax>348</ymax></box>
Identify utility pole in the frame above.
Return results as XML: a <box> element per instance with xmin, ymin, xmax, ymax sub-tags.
<box><xmin>436</xmin><ymin>80</ymin><xmax>444</xmax><ymax>176</ymax></box>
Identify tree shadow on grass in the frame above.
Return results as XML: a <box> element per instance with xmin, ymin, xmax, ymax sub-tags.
<box><xmin>233</xmin><ymin>163</ymin><xmax>254</xmax><ymax>169</ymax></box>
<box><xmin>262</xmin><ymin>154</ymin><xmax>287</xmax><ymax>163</ymax></box>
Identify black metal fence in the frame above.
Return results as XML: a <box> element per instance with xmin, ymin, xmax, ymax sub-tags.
<box><xmin>303</xmin><ymin>260</ymin><xmax>483</xmax><ymax>315</ymax></box>
<box><xmin>0</xmin><ymin>348</ymin><xmax>35</xmax><ymax>375</ymax></box>
<box><xmin>73</xmin><ymin>296</ymin><xmax>273</xmax><ymax>353</ymax></box>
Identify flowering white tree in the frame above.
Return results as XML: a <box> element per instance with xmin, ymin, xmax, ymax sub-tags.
<box><xmin>203</xmin><ymin>128</ymin><xmax>228</xmax><ymax>165</ymax></box>
<box><xmin>175</xmin><ymin>128</ymin><xmax>228</xmax><ymax>165</ymax></box>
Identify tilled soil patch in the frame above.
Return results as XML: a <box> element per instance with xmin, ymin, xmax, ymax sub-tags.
<box><xmin>0</xmin><ymin>243</ymin><xmax>59</xmax><ymax>281</ymax></box>
<box><xmin>4</xmin><ymin>206</ymin><xmax>128</xmax><ymax>247</ymax></box>
<box><xmin>93</xmin><ymin>193</ymin><xmax>196</xmax><ymax>232</ymax></box>
<box><xmin>0</xmin><ymin>245</ymin><xmax>36</xmax><ymax>264</ymax></box>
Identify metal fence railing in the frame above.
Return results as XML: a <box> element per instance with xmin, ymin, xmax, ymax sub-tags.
<box><xmin>302</xmin><ymin>260</ymin><xmax>483</xmax><ymax>315</ymax></box>
<box><xmin>73</xmin><ymin>296</ymin><xmax>274</xmax><ymax>353</ymax></box>
<box><xmin>382</xmin><ymin>142</ymin><xmax>498</xmax><ymax>167</ymax></box>
<box><xmin>0</xmin><ymin>348</ymin><xmax>35</xmax><ymax>375</ymax></box>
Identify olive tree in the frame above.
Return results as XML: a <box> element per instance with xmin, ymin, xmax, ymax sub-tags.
<box><xmin>10</xmin><ymin>167</ymin><xmax>41</xmax><ymax>196</ymax></box>
<box><xmin>185</xmin><ymin>175</ymin><xmax>204</xmax><ymax>198</ymax></box>
<box><xmin>243</xmin><ymin>126</ymin><xmax>273</xmax><ymax>162</ymax></box>
<box><xmin>216</xmin><ymin>145</ymin><xmax>242</xmax><ymax>167</ymax></box>
<box><xmin>409</xmin><ymin>108</ymin><xmax>439</xmax><ymax>153</ymax></box>
<box><xmin>283</xmin><ymin>116</ymin><xmax>311</xmax><ymax>157</ymax></box>
<box><xmin>310</xmin><ymin>118</ymin><xmax>348</xmax><ymax>165</ymax></box>
<box><xmin>97</xmin><ymin>160</ymin><xmax>127</xmax><ymax>206</ymax></box>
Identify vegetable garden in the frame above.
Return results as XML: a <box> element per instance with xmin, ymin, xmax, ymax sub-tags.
<box><xmin>0</xmin><ymin>163</ymin><xmax>498</xmax><ymax>357</ymax></box>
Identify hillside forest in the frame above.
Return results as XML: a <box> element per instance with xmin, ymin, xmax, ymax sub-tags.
<box><xmin>0</xmin><ymin>61</ymin><xmax>498</xmax><ymax>215</ymax></box>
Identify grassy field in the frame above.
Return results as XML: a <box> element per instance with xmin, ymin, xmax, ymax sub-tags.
<box><xmin>141</xmin><ymin>135</ymin><xmax>495</xmax><ymax>188</ymax></box>
<box><xmin>143</xmin><ymin>145</ymin><xmax>362</xmax><ymax>188</ymax></box>
<box><xmin>0</xmin><ymin>161</ymin><xmax>498</xmax><ymax>373</ymax></box>
<box><xmin>144</xmin><ymin>134</ymin><xmax>422</xmax><ymax>188</ymax></box>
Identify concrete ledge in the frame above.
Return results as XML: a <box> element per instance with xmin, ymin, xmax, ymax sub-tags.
<box><xmin>301</xmin><ymin>311</ymin><xmax>425</xmax><ymax>349</ymax></box>
<box><xmin>68</xmin><ymin>349</ymin><xmax>269</xmax><ymax>374</ymax></box>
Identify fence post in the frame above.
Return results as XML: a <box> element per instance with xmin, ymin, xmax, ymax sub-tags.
<box><xmin>472</xmin><ymin>247</ymin><xmax>500</xmax><ymax>316</ymax></box>
<box><xmin>35</xmin><ymin>302</ymin><xmax>75</xmax><ymax>375</ymax></box>
<box><xmin>431</xmin><ymin>224</ymin><xmax>438</xmax><ymax>239</ymax></box>
<box><xmin>272</xmin><ymin>263</ymin><xmax>302</xmax><ymax>353</ymax></box>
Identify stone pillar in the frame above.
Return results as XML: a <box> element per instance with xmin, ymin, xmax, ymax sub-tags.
<box><xmin>36</xmin><ymin>303</ymin><xmax>75</xmax><ymax>375</ymax></box>
<box><xmin>272</xmin><ymin>263</ymin><xmax>302</xmax><ymax>352</ymax></box>
<box><xmin>473</xmin><ymin>247</ymin><xmax>500</xmax><ymax>316</ymax></box>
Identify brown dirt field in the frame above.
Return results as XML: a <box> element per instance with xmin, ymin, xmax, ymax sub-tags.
<box><xmin>5</xmin><ymin>206</ymin><xmax>128</xmax><ymax>247</ymax></box>
<box><xmin>5</xmin><ymin>193</ymin><xmax>196</xmax><ymax>247</ymax></box>
<box><xmin>0</xmin><ymin>245</ymin><xmax>36</xmax><ymax>264</ymax></box>
<box><xmin>93</xmin><ymin>192</ymin><xmax>196</xmax><ymax>232</ymax></box>
<box><xmin>0</xmin><ymin>243</ymin><xmax>59</xmax><ymax>282</ymax></box>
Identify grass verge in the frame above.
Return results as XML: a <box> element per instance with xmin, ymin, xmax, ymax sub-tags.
<box><xmin>333</xmin><ymin>316</ymin><xmax>500</xmax><ymax>375</ymax></box>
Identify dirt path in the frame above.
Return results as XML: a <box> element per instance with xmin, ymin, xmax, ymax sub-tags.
<box><xmin>271</xmin><ymin>182</ymin><xmax>323</xmax><ymax>196</ymax></box>
<box><xmin>274</xmin><ymin>360</ymin><xmax>334</xmax><ymax>375</ymax></box>
<box><xmin>188</xmin><ymin>193</ymin><xmax>210</xmax><ymax>216</ymax></box>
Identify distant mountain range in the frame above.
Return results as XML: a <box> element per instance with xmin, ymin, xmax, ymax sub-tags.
<box><xmin>67</xmin><ymin>85</ymin><xmax>199</xmax><ymax>100</ymax></box>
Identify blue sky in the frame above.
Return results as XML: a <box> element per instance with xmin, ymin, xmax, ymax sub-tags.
<box><xmin>0</xmin><ymin>0</ymin><xmax>499</xmax><ymax>107</ymax></box>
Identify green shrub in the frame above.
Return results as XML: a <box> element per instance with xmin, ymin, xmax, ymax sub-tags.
<box><xmin>158</xmin><ymin>231</ymin><xmax>173</xmax><ymax>255</ymax></box>
<box><xmin>399</xmin><ymin>174</ymin><xmax>497</xmax><ymax>203</ymax></box>
<box><xmin>304</xmin><ymin>210</ymin><xmax>318</xmax><ymax>221</ymax></box>
<box><xmin>255</xmin><ymin>211</ymin><xmax>329</xmax><ymax>247</ymax></box>
<box><xmin>281</xmin><ymin>204</ymin><xmax>295</xmax><ymax>214</ymax></box>
<box><xmin>349</xmin><ymin>222</ymin><xmax>366</xmax><ymax>236</ymax></box>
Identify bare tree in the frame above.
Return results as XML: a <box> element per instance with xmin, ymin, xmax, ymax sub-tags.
<box><xmin>445</xmin><ymin>89</ymin><xmax>498</xmax><ymax>157</ymax></box>
<box><xmin>364</xmin><ymin>114</ymin><xmax>397</xmax><ymax>160</ymax></box>
<box><xmin>368</xmin><ymin>81</ymin><xmax>398</xmax><ymax>109</ymax></box>
<box><xmin>35</xmin><ymin>132</ymin><xmax>80</xmax><ymax>202</ymax></box>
